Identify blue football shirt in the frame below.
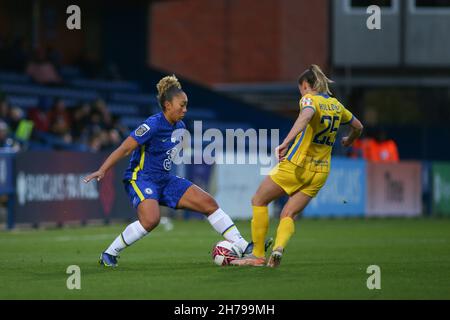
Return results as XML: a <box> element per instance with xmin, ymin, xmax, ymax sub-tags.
<box><xmin>124</xmin><ymin>112</ymin><xmax>186</xmax><ymax>181</ymax></box>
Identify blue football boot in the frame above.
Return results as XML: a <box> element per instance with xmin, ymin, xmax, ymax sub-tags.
<box><xmin>243</xmin><ymin>237</ymin><xmax>273</xmax><ymax>257</ymax></box>
<box><xmin>99</xmin><ymin>252</ymin><xmax>119</xmax><ymax>267</ymax></box>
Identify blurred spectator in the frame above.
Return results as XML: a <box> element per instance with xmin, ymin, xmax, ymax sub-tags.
<box><xmin>88</xmin><ymin>131</ymin><xmax>108</xmax><ymax>152</ymax></box>
<box><xmin>26</xmin><ymin>47</ymin><xmax>63</xmax><ymax>85</ymax></box>
<box><xmin>1</xmin><ymin>96</ymin><xmax>128</xmax><ymax>152</ymax></box>
<box><xmin>349</xmin><ymin>129</ymin><xmax>399</xmax><ymax>163</ymax></box>
<box><xmin>92</xmin><ymin>98</ymin><xmax>112</xmax><ymax>128</ymax></box>
<box><xmin>0</xmin><ymin>120</ymin><xmax>20</xmax><ymax>151</ymax></box>
<box><xmin>8</xmin><ymin>106</ymin><xmax>25</xmax><ymax>132</ymax></box>
<box><xmin>348</xmin><ymin>135</ymin><xmax>377</xmax><ymax>160</ymax></box>
<box><xmin>111</xmin><ymin>115</ymin><xmax>128</xmax><ymax>140</ymax></box>
<box><xmin>104</xmin><ymin>128</ymin><xmax>122</xmax><ymax>151</ymax></box>
<box><xmin>0</xmin><ymin>99</ymin><xmax>11</xmax><ymax>123</ymax></box>
<box><xmin>87</xmin><ymin>128</ymin><xmax>121</xmax><ymax>152</ymax></box>
<box><xmin>47</xmin><ymin>99</ymin><xmax>72</xmax><ymax>143</ymax></box>
<box><xmin>109</xmin><ymin>128</ymin><xmax>122</xmax><ymax>144</ymax></box>
<box><xmin>373</xmin><ymin>130</ymin><xmax>399</xmax><ymax>162</ymax></box>
<box><xmin>71</xmin><ymin>102</ymin><xmax>91</xmax><ymax>142</ymax></box>
<box><xmin>0</xmin><ymin>100</ymin><xmax>25</xmax><ymax>144</ymax></box>
<box><xmin>28</xmin><ymin>106</ymin><xmax>50</xmax><ymax>132</ymax></box>
<box><xmin>86</xmin><ymin>110</ymin><xmax>104</xmax><ymax>136</ymax></box>
<box><xmin>25</xmin><ymin>97</ymin><xmax>125</xmax><ymax>152</ymax></box>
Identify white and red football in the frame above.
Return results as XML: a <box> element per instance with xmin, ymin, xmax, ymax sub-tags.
<box><xmin>211</xmin><ymin>240</ymin><xmax>242</xmax><ymax>266</ymax></box>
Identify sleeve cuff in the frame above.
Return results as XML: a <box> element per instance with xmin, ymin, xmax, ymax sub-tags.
<box><xmin>341</xmin><ymin>115</ymin><xmax>354</xmax><ymax>125</ymax></box>
<box><xmin>302</xmin><ymin>106</ymin><xmax>316</xmax><ymax>112</ymax></box>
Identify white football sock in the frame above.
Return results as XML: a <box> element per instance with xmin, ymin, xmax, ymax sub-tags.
<box><xmin>105</xmin><ymin>220</ymin><xmax>148</xmax><ymax>256</ymax></box>
<box><xmin>207</xmin><ymin>208</ymin><xmax>249</xmax><ymax>252</ymax></box>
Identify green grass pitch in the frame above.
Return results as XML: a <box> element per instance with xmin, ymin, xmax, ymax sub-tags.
<box><xmin>0</xmin><ymin>218</ymin><xmax>449</xmax><ymax>299</ymax></box>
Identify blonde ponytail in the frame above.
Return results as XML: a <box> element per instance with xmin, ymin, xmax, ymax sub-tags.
<box><xmin>310</xmin><ymin>64</ymin><xmax>334</xmax><ymax>95</ymax></box>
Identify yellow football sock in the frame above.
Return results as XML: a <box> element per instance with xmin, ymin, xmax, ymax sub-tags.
<box><xmin>251</xmin><ymin>206</ymin><xmax>269</xmax><ymax>258</ymax></box>
<box><xmin>274</xmin><ymin>217</ymin><xmax>295</xmax><ymax>250</ymax></box>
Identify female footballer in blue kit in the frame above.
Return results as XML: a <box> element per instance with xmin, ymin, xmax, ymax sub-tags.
<box><xmin>84</xmin><ymin>75</ymin><xmax>266</xmax><ymax>267</ymax></box>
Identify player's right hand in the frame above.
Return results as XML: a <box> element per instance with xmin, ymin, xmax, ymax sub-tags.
<box><xmin>83</xmin><ymin>170</ymin><xmax>105</xmax><ymax>183</ymax></box>
<box><xmin>275</xmin><ymin>143</ymin><xmax>289</xmax><ymax>161</ymax></box>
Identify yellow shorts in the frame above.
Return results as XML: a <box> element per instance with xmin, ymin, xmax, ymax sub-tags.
<box><xmin>269</xmin><ymin>160</ymin><xmax>328</xmax><ymax>198</ymax></box>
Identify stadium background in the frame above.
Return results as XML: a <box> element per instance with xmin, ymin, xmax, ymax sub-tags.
<box><xmin>0</xmin><ymin>0</ymin><xmax>449</xmax><ymax>300</ymax></box>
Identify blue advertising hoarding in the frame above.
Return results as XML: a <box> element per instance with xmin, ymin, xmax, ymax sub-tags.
<box><xmin>13</xmin><ymin>151</ymin><xmax>132</xmax><ymax>226</ymax></box>
<box><xmin>303</xmin><ymin>158</ymin><xmax>366</xmax><ymax>217</ymax></box>
<box><xmin>0</xmin><ymin>152</ymin><xmax>14</xmax><ymax>194</ymax></box>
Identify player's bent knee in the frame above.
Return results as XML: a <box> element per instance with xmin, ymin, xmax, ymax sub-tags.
<box><xmin>138</xmin><ymin>212</ymin><xmax>161</xmax><ymax>231</ymax></box>
<box><xmin>140</xmin><ymin>216</ymin><xmax>160</xmax><ymax>231</ymax></box>
<box><xmin>200</xmin><ymin>196</ymin><xmax>219</xmax><ymax>215</ymax></box>
<box><xmin>251</xmin><ymin>194</ymin><xmax>267</xmax><ymax>207</ymax></box>
<box><xmin>205</xmin><ymin>200</ymin><xmax>219</xmax><ymax>215</ymax></box>
<box><xmin>280</xmin><ymin>210</ymin><xmax>298</xmax><ymax>219</ymax></box>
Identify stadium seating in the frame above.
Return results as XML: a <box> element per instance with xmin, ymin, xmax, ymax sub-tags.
<box><xmin>6</xmin><ymin>95</ymin><xmax>39</xmax><ymax>109</ymax></box>
<box><xmin>0</xmin><ymin>83</ymin><xmax>99</xmax><ymax>101</ymax></box>
<box><xmin>0</xmin><ymin>72</ymin><xmax>31</xmax><ymax>84</ymax></box>
<box><xmin>69</xmin><ymin>79</ymin><xmax>140</xmax><ymax>93</ymax></box>
<box><xmin>0</xmin><ymin>68</ymin><xmax>291</xmax><ymax>155</ymax></box>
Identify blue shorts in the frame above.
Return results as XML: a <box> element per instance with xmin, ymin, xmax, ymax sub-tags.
<box><xmin>124</xmin><ymin>175</ymin><xmax>193</xmax><ymax>209</ymax></box>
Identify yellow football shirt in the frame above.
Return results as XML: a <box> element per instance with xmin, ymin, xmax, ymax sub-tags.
<box><xmin>286</xmin><ymin>93</ymin><xmax>354</xmax><ymax>173</ymax></box>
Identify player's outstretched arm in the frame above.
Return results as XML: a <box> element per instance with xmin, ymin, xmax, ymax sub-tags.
<box><xmin>277</xmin><ymin>108</ymin><xmax>315</xmax><ymax>161</ymax></box>
<box><xmin>83</xmin><ymin>136</ymin><xmax>139</xmax><ymax>183</ymax></box>
<box><xmin>341</xmin><ymin>117</ymin><xmax>364</xmax><ymax>147</ymax></box>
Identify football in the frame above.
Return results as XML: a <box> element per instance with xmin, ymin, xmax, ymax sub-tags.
<box><xmin>211</xmin><ymin>240</ymin><xmax>242</xmax><ymax>266</ymax></box>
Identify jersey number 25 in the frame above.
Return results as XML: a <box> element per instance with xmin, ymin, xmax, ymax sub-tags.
<box><xmin>313</xmin><ymin>115</ymin><xmax>340</xmax><ymax>146</ymax></box>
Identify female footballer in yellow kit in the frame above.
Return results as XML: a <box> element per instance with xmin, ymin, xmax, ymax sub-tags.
<box><xmin>232</xmin><ymin>65</ymin><xmax>364</xmax><ymax>267</ymax></box>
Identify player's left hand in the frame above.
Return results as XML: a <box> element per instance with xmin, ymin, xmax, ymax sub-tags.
<box><xmin>83</xmin><ymin>170</ymin><xmax>105</xmax><ymax>183</ymax></box>
<box><xmin>341</xmin><ymin>137</ymin><xmax>353</xmax><ymax>147</ymax></box>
